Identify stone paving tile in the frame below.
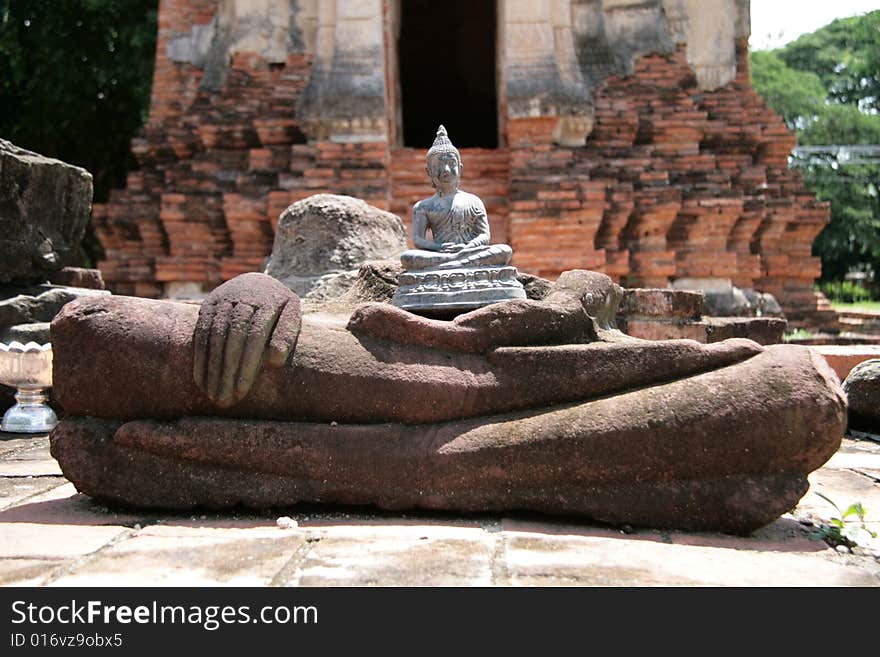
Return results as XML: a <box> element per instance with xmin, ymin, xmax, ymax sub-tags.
<box><xmin>856</xmin><ymin>469</ymin><xmax>880</xmax><ymax>482</ymax></box>
<box><xmin>144</xmin><ymin>517</ymin><xmax>283</xmax><ymax>531</ymax></box>
<box><xmin>298</xmin><ymin>514</ymin><xmax>486</xmax><ymax>530</ymax></box>
<box><xmin>0</xmin><ymin>558</ymin><xmax>71</xmax><ymax>586</ymax></box>
<box><xmin>136</xmin><ymin>523</ymin><xmax>296</xmax><ymax>539</ymax></box>
<box><xmin>500</xmin><ymin>517</ymin><xmax>667</xmax><ymax>543</ymax></box>
<box><xmin>0</xmin><ymin>482</ymin><xmax>144</xmax><ymax>526</ymax></box>
<box><xmin>827</xmin><ymin>441</ymin><xmax>880</xmax><ymax>468</ymax></box>
<box><xmin>0</xmin><ymin>433</ymin><xmax>48</xmax><ymax>456</ymax></box>
<box><xmin>795</xmin><ymin>468</ymin><xmax>880</xmax><ymax>554</ymax></box>
<box><xmin>308</xmin><ymin>523</ymin><xmax>490</xmax><ymax>539</ymax></box>
<box><xmin>667</xmin><ymin>516</ymin><xmax>826</xmax><ymax>553</ymax></box>
<box><xmin>801</xmin><ymin>469</ymin><xmax>880</xmax><ymax>522</ymax></box>
<box><xmin>500</xmin><ymin>514</ymin><xmax>832</xmax><ymax>554</ymax></box>
<box><xmin>285</xmin><ymin>525</ymin><xmax>496</xmax><ymax>586</ymax></box>
<box><xmin>0</xmin><ymin>476</ymin><xmax>66</xmax><ymax>511</ymax></box>
<box><xmin>0</xmin><ymin>434</ymin><xmax>62</xmax><ymax>476</ymax></box>
<box><xmin>0</xmin><ymin>524</ymin><xmax>130</xmax><ymax>560</ymax></box>
<box><xmin>502</xmin><ymin>533</ymin><xmax>879</xmax><ymax>586</ymax></box>
<box><xmin>841</xmin><ymin>437</ymin><xmax>880</xmax><ymax>453</ymax></box>
<box><xmin>827</xmin><ymin>439</ymin><xmax>880</xmax><ymax>482</ymax></box>
<box><xmin>0</xmin><ymin>434</ymin><xmax>51</xmax><ymax>459</ymax></box>
<box><xmin>49</xmin><ymin>527</ymin><xmax>310</xmax><ymax>587</ymax></box>
<box><xmin>0</xmin><ymin>460</ymin><xmax>62</xmax><ymax>476</ymax></box>
<box><xmin>0</xmin><ymin>432</ymin><xmax>878</xmax><ymax>587</ymax></box>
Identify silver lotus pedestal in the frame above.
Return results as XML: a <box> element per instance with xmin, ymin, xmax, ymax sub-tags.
<box><xmin>392</xmin><ymin>266</ymin><xmax>526</xmax><ymax>316</ymax></box>
<box><xmin>0</xmin><ymin>342</ymin><xmax>57</xmax><ymax>433</ymax></box>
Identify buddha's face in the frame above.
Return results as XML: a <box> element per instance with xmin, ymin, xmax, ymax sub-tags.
<box><xmin>427</xmin><ymin>152</ymin><xmax>462</xmax><ymax>189</ymax></box>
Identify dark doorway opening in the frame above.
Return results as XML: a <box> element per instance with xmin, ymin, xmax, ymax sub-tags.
<box><xmin>398</xmin><ymin>0</ymin><xmax>498</xmax><ymax>149</ymax></box>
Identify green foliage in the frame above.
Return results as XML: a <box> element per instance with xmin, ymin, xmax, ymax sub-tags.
<box><xmin>808</xmin><ymin>493</ymin><xmax>877</xmax><ymax>550</ymax></box>
<box><xmin>831</xmin><ymin>300</ymin><xmax>880</xmax><ymax>312</ymax></box>
<box><xmin>818</xmin><ymin>280</ymin><xmax>877</xmax><ymax>303</ymax></box>
<box><xmin>797</xmin><ymin>104</ymin><xmax>880</xmax><ymax>146</ymax></box>
<box><xmin>778</xmin><ymin>11</ymin><xmax>880</xmax><ymax>113</ymax></box>
<box><xmin>750</xmin><ymin>11</ymin><xmax>880</xmax><ymax>283</ymax></box>
<box><xmin>804</xmin><ymin>157</ymin><xmax>880</xmax><ymax>281</ymax></box>
<box><xmin>0</xmin><ymin>0</ymin><xmax>158</xmax><ymax>204</ymax></box>
<box><xmin>748</xmin><ymin>51</ymin><xmax>825</xmax><ymax>128</ymax></box>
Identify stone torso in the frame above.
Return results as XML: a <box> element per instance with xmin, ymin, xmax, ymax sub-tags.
<box><xmin>416</xmin><ymin>190</ymin><xmax>489</xmax><ymax>245</ymax></box>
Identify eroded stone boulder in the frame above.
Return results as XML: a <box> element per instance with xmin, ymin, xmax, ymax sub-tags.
<box><xmin>672</xmin><ymin>277</ymin><xmax>784</xmax><ymax>318</ymax></box>
<box><xmin>0</xmin><ymin>284</ymin><xmax>109</xmax><ymax>349</ymax></box>
<box><xmin>0</xmin><ymin>139</ymin><xmax>93</xmax><ymax>283</ymax></box>
<box><xmin>742</xmin><ymin>288</ymin><xmax>784</xmax><ymax>317</ymax></box>
<box><xmin>843</xmin><ymin>359</ymin><xmax>880</xmax><ymax>433</ymax></box>
<box><xmin>264</xmin><ymin>194</ymin><xmax>407</xmax><ymax>300</ymax></box>
<box><xmin>0</xmin><ymin>285</ymin><xmax>109</xmax><ymax>326</ymax></box>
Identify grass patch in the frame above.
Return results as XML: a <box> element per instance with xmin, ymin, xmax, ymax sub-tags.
<box><xmin>783</xmin><ymin>328</ymin><xmax>817</xmax><ymax>341</ymax></box>
<box><xmin>832</xmin><ymin>301</ymin><xmax>880</xmax><ymax>312</ymax></box>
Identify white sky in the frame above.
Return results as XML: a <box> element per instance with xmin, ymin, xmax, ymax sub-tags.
<box><xmin>749</xmin><ymin>0</ymin><xmax>880</xmax><ymax>50</ymax></box>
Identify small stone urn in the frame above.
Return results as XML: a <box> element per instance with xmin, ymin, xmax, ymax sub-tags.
<box><xmin>0</xmin><ymin>342</ymin><xmax>57</xmax><ymax>433</ymax></box>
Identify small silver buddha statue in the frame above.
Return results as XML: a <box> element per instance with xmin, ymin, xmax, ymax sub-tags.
<box><xmin>392</xmin><ymin>126</ymin><xmax>525</xmax><ymax>314</ymax></box>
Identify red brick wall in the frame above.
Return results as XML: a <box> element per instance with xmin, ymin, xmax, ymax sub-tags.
<box><xmin>94</xmin><ymin>6</ymin><xmax>831</xmax><ymax>325</ymax></box>
<box><xmin>505</xmin><ymin>41</ymin><xmax>832</xmax><ymax>325</ymax></box>
<box><xmin>93</xmin><ymin>0</ymin><xmax>313</xmax><ymax>295</ymax></box>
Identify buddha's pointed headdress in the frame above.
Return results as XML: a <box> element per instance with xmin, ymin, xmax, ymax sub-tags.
<box><xmin>426</xmin><ymin>125</ymin><xmax>460</xmax><ymax>163</ymax></box>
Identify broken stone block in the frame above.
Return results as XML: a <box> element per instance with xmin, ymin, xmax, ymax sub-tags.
<box><xmin>264</xmin><ymin>194</ymin><xmax>407</xmax><ymax>300</ymax></box>
<box><xmin>843</xmin><ymin>359</ymin><xmax>880</xmax><ymax>433</ymax></box>
<box><xmin>47</xmin><ymin>267</ymin><xmax>105</xmax><ymax>290</ymax></box>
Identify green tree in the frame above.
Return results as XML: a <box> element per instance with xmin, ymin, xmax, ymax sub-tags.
<box><xmin>0</xmin><ymin>0</ymin><xmax>158</xmax><ymax>262</ymax></box>
<box><xmin>749</xmin><ymin>50</ymin><xmax>825</xmax><ymax>128</ymax></box>
<box><xmin>778</xmin><ymin>11</ymin><xmax>880</xmax><ymax>112</ymax></box>
<box><xmin>798</xmin><ymin>104</ymin><xmax>880</xmax><ymax>146</ymax></box>
<box><xmin>805</xmin><ymin>162</ymin><xmax>879</xmax><ymax>281</ymax></box>
<box><xmin>750</xmin><ymin>10</ymin><xmax>880</xmax><ymax>284</ymax></box>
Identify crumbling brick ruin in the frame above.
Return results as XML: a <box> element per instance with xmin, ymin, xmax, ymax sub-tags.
<box><xmin>94</xmin><ymin>0</ymin><xmax>837</xmax><ymax>327</ymax></box>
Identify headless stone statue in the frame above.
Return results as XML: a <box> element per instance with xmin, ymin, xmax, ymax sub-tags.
<box><xmin>42</xmin><ymin>132</ymin><xmax>846</xmax><ymax>533</ymax></box>
<box><xmin>49</xmin><ymin>268</ymin><xmax>847</xmax><ymax>532</ymax></box>
<box><xmin>393</xmin><ymin>126</ymin><xmax>525</xmax><ymax>313</ymax></box>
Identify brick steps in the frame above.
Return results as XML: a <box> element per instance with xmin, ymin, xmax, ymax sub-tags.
<box><xmin>837</xmin><ymin>312</ymin><xmax>880</xmax><ymax>335</ymax></box>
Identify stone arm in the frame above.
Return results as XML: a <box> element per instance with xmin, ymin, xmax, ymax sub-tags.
<box><xmin>411</xmin><ymin>202</ymin><xmax>442</xmax><ymax>252</ymax></box>
<box><xmin>349</xmin><ymin>271</ymin><xmax>626</xmax><ymax>352</ymax></box>
<box><xmin>463</xmin><ymin>199</ymin><xmax>490</xmax><ymax>249</ymax></box>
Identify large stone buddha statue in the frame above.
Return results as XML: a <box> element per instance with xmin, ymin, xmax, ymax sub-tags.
<box><xmin>392</xmin><ymin>126</ymin><xmax>525</xmax><ymax>313</ymax></box>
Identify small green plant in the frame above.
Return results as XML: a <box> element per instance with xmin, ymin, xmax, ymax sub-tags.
<box><xmin>783</xmin><ymin>328</ymin><xmax>816</xmax><ymax>342</ymax></box>
<box><xmin>808</xmin><ymin>492</ymin><xmax>877</xmax><ymax>549</ymax></box>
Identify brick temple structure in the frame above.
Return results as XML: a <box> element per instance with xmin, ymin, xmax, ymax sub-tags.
<box><xmin>94</xmin><ymin>0</ymin><xmax>836</xmax><ymax>326</ymax></box>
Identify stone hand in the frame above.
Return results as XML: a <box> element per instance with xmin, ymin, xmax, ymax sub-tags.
<box><xmin>440</xmin><ymin>242</ymin><xmax>461</xmax><ymax>253</ymax></box>
<box><xmin>193</xmin><ymin>272</ymin><xmax>302</xmax><ymax>408</ymax></box>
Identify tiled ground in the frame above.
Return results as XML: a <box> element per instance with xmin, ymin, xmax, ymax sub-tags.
<box><xmin>1</xmin><ymin>432</ymin><xmax>878</xmax><ymax>587</ymax></box>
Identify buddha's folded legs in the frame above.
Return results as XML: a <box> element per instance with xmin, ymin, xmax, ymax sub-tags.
<box><xmin>50</xmin><ymin>340</ymin><xmax>846</xmax><ymax>532</ymax></box>
<box><xmin>400</xmin><ymin>248</ymin><xmax>456</xmax><ymax>270</ymax></box>
<box><xmin>400</xmin><ymin>244</ymin><xmax>512</xmax><ymax>271</ymax></box>
<box><xmin>435</xmin><ymin>243</ymin><xmax>512</xmax><ymax>269</ymax></box>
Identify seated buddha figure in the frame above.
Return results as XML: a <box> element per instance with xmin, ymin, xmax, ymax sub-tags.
<box><xmin>400</xmin><ymin>126</ymin><xmax>512</xmax><ymax>271</ymax></box>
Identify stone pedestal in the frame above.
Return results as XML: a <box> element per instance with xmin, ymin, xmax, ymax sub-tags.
<box><xmin>392</xmin><ymin>266</ymin><xmax>526</xmax><ymax>315</ymax></box>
